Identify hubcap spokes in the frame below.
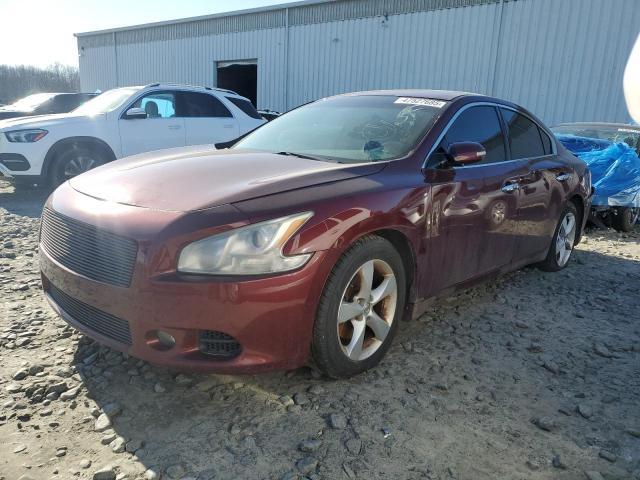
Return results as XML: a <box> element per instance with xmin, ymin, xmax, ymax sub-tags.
<box><xmin>555</xmin><ymin>212</ymin><xmax>576</xmax><ymax>267</ymax></box>
<box><xmin>64</xmin><ymin>156</ymin><xmax>96</xmax><ymax>178</ymax></box>
<box><xmin>337</xmin><ymin>259</ymin><xmax>397</xmax><ymax>361</ymax></box>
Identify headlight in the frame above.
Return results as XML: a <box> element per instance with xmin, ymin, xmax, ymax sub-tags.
<box><xmin>584</xmin><ymin>169</ymin><xmax>592</xmax><ymax>192</ymax></box>
<box><xmin>178</xmin><ymin>212</ymin><xmax>313</xmax><ymax>275</ymax></box>
<box><xmin>5</xmin><ymin>129</ymin><xmax>48</xmax><ymax>143</ymax></box>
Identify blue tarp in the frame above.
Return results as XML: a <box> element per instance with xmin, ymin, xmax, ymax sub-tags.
<box><xmin>556</xmin><ymin>134</ymin><xmax>640</xmax><ymax>207</ymax></box>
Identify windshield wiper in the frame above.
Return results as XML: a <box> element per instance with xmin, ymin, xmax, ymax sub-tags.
<box><xmin>275</xmin><ymin>151</ymin><xmax>329</xmax><ymax>162</ymax></box>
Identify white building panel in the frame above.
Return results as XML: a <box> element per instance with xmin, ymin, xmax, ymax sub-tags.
<box><xmin>76</xmin><ymin>0</ymin><xmax>640</xmax><ymax>124</ymax></box>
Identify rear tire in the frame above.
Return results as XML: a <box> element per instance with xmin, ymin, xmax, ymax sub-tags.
<box><xmin>311</xmin><ymin>235</ymin><xmax>406</xmax><ymax>378</ymax></box>
<box><xmin>49</xmin><ymin>146</ymin><xmax>106</xmax><ymax>188</ymax></box>
<box><xmin>537</xmin><ymin>203</ymin><xmax>578</xmax><ymax>272</ymax></box>
<box><xmin>611</xmin><ymin>207</ymin><xmax>639</xmax><ymax>232</ymax></box>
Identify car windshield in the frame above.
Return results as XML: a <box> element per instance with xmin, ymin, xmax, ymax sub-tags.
<box><xmin>552</xmin><ymin>125</ymin><xmax>640</xmax><ymax>150</ymax></box>
<box><xmin>73</xmin><ymin>87</ymin><xmax>140</xmax><ymax>115</ymax></box>
<box><xmin>234</xmin><ymin>95</ymin><xmax>446</xmax><ymax>163</ymax></box>
<box><xmin>6</xmin><ymin>93</ymin><xmax>57</xmax><ymax>111</ymax></box>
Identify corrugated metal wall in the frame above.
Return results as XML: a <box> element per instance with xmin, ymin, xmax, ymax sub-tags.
<box><xmin>78</xmin><ymin>0</ymin><xmax>640</xmax><ymax>125</ymax></box>
<box><xmin>493</xmin><ymin>0</ymin><xmax>640</xmax><ymax>124</ymax></box>
<box><xmin>286</xmin><ymin>3</ymin><xmax>502</xmax><ymax>107</ymax></box>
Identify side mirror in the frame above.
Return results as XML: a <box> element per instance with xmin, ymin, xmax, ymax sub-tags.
<box><xmin>124</xmin><ymin>107</ymin><xmax>147</xmax><ymax>119</ymax></box>
<box><xmin>447</xmin><ymin>142</ymin><xmax>486</xmax><ymax>165</ymax></box>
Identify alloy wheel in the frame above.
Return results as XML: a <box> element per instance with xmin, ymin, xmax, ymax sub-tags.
<box><xmin>627</xmin><ymin>207</ymin><xmax>640</xmax><ymax>226</ymax></box>
<box><xmin>337</xmin><ymin>259</ymin><xmax>397</xmax><ymax>361</ymax></box>
<box><xmin>555</xmin><ymin>212</ymin><xmax>576</xmax><ymax>267</ymax></box>
<box><xmin>63</xmin><ymin>155</ymin><xmax>97</xmax><ymax>179</ymax></box>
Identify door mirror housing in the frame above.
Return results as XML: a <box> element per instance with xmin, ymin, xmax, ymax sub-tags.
<box><xmin>124</xmin><ymin>107</ymin><xmax>147</xmax><ymax>119</ymax></box>
<box><xmin>447</xmin><ymin>142</ymin><xmax>486</xmax><ymax>165</ymax></box>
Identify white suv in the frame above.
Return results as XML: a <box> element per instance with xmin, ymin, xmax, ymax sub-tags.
<box><xmin>0</xmin><ymin>83</ymin><xmax>265</xmax><ymax>187</ymax></box>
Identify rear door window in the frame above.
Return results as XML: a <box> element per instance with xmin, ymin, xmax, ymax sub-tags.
<box><xmin>431</xmin><ymin>105</ymin><xmax>507</xmax><ymax>165</ymax></box>
<box><xmin>178</xmin><ymin>92</ymin><xmax>232</xmax><ymax>118</ymax></box>
<box><xmin>501</xmin><ymin>108</ymin><xmax>547</xmax><ymax>158</ymax></box>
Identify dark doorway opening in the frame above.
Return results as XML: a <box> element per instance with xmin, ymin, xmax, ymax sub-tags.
<box><xmin>216</xmin><ymin>60</ymin><xmax>257</xmax><ymax>106</ymax></box>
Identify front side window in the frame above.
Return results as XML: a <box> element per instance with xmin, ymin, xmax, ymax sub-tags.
<box><xmin>501</xmin><ymin>108</ymin><xmax>546</xmax><ymax>158</ymax></box>
<box><xmin>430</xmin><ymin>106</ymin><xmax>507</xmax><ymax>166</ymax></box>
<box><xmin>178</xmin><ymin>92</ymin><xmax>232</xmax><ymax>118</ymax></box>
<box><xmin>234</xmin><ymin>95</ymin><xmax>445</xmax><ymax>163</ymax></box>
<box><xmin>132</xmin><ymin>92</ymin><xmax>176</xmax><ymax>118</ymax></box>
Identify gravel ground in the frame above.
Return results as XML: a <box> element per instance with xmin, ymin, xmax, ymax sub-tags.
<box><xmin>1</xmin><ymin>181</ymin><xmax>639</xmax><ymax>480</ymax></box>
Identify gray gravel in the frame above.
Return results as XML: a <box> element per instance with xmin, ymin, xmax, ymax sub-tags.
<box><xmin>1</xmin><ymin>181</ymin><xmax>640</xmax><ymax>480</ymax></box>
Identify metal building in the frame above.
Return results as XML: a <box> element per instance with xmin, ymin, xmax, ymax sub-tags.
<box><xmin>76</xmin><ymin>0</ymin><xmax>640</xmax><ymax>125</ymax></box>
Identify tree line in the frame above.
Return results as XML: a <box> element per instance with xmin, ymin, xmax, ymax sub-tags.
<box><xmin>0</xmin><ymin>64</ymin><xmax>80</xmax><ymax>105</ymax></box>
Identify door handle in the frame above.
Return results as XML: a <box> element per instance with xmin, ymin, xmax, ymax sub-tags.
<box><xmin>556</xmin><ymin>173</ymin><xmax>571</xmax><ymax>182</ymax></box>
<box><xmin>501</xmin><ymin>182</ymin><xmax>520</xmax><ymax>193</ymax></box>
<box><xmin>223</xmin><ymin>124</ymin><xmax>234</xmax><ymax>129</ymax></box>
<box><xmin>168</xmin><ymin>125</ymin><xmax>182</xmax><ymax>130</ymax></box>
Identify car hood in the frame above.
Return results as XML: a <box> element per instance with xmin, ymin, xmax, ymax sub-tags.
<box><xmin>69</xmin><ymin>146</ymin><xmax>385</xmax><ymax>212</ymax></box>
<box><xmin>0</xmin><ymin>113</ymin><xmax>102</xmax><ymax>130</ymax></box>
<box><xmin>0</xmin><ymin>110</ymin><xmax>30</xmax><ymax>120</ymax></box>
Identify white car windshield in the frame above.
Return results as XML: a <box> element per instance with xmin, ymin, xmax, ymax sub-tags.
<box><xmin>234</xmin><ymin>95</ymin><xmax>446</xmax><ymax>163</ymax></box>
<box><xmin>6</xmin><ymin>93</ymin><xmax>57</xmax><ymax>111</ymax></box>
<box><xmin>73</xmin><ymin>87</ymin><xmax>140</xmax><ymax>115</ymax></box>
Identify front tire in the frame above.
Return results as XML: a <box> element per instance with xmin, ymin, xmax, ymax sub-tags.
<box><xmin>537</xmin><ymin>203</ymin><xmax>578</xmax><ymax>272</ymax></box>
<box><xmin>611</xmin><ymin>207</ymin><xmax>639</xmax><ymax>232</ymax></box>
<box><xmin>311</xmin><ymin>236</ymin><xmax>406</xmax><ymax>378</ymax></box>
<box><xmin>50</xmin><ymin>146</ymin><xmax>106</xmax><ymax>188</ymax></box>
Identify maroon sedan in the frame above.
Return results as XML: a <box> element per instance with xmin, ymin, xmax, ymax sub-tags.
<box><xmin>39</xmin><ymin>90</ymin><xmax>591</xmax><ymax>377</ymax></box>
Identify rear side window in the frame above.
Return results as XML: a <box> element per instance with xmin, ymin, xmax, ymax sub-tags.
<box><xmin>225</xmin><ymin>96</ymin><xmax>262</xmax><ymax>119</ymax></box>
<box><xmin>436</xmin><ymin>106</ymin><xmax>507</xmax><ymax>164</ymax></box>
<box><xmin>225</xmin><ymin>97</ymin><xmax>262</xmax><ymax>119</ymax></box>
<box><xmin>540</xmin><ymin>128</ymin><xmax>553</xmax><ymax>155</ymax></box>
<box><xmin>501</xmin><ymin>108</ymin><xmax>546</xmax><ymax>158</ymax></box>
<box><xmin>178</xmin><ymin>92</ymin><xmax>232</xmax><ymax>118</ymax></box>
<box><xmin>52</xmin><ymin>94</ymin><xmax>85</xmax><ymax>112</ymax></box>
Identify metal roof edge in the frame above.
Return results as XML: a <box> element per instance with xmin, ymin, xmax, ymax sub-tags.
<box><xmin>74</xmin><ymin>0</ymin><xmax>333</xmax><ymax>37</ymax></box>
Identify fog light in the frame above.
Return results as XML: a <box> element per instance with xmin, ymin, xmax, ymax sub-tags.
<box><xmin>146</xmin><ymin>330</ymin><xmax>176</xmax><ymax>351</ymax></box>
<box><xmin>157</xmin><ymin>331</ymin><xmax>176</xmax><ymax>348</ymax></box>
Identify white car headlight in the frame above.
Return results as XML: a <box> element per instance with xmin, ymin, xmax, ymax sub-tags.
<box><xmin>178</xmin><ymin>212</ymin><xmax>313</xmax><ymax>275</ymax></box>
<box><xmin>5</xmin><ymin>129</ymin><xmax>48</xmax><ymax>143</ymax></box>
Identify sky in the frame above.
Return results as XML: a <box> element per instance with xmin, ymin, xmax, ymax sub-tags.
<box><xmin>0</xmin><ymin>0</ymin><xmax>293</xmax><ymax>68</ymax></box>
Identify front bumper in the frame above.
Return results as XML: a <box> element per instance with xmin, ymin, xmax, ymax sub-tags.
<box><xmin>0</xmin><ymin>133</ymin><xmax>49</xmax><ymax>177</ymax></box>
<box><xmin>39</xmin><ymin>184</ymin><xmax>332</xmax><ymax>373</ymax></box>
<box><xmin>0</xmin><ymin>161</ymin><xmax>13</xmax><ymax>178</ymax></box>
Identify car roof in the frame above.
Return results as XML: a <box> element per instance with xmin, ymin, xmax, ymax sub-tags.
<box><xmin>337</xmin><ymin>89</ymin><xmax>478</xmax><ymax>101</ymax></box>
<box><xmin>141</xmin><ymin>83</ymin><xmax>251</xmax><ymax>101</ymax></box>
<box><xmin>554</xmin><ymin>122</ymin><xmax>640</xmax><ymax>131</ymax></box>
<box><xmin>55</xmin><ymin>92</ymin><xmax>98</xmax><ymax>96</ymax></box>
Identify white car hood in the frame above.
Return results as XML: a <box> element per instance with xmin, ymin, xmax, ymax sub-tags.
<box><xmin>0</xmin><ymin>113</ymin><xmax>105</xmax><ymax>131</ymax></box>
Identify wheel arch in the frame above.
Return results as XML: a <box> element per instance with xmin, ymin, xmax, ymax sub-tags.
<box><xmin>42</xmin><ymin>136</ymin><xmax>117</xmax><ymax>178</ymax></box>
<box><xmin>568</xmin><ymin>194</ymin><xmax>585</xmax><ymax>245</ymax></box>
<box><xmin>368</xmin><ymin>228</ymin><xmax>417</xmax><ymax>303</ymax></box>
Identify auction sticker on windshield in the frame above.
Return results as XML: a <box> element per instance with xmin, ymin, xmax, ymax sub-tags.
<box><xmin>394</xmin><ymin>97</ymin><xmax>447</xmax><ymax>108</ymax></box>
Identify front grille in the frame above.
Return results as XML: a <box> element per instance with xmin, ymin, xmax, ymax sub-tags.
<box><xmin>199</xmin><ymin>330</ymin><xmax>241</xmax><ymax>359</ymax></box>
<box><xmin>48</xmin><ymin>284</ymin><xmax>132</xmax><ymax>345</ymax></box>
<box><xmin>40</xmin><ymin>208</ymin><xmax>138</xmax><ymax>288</ymax></box>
